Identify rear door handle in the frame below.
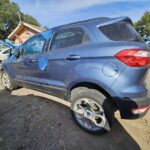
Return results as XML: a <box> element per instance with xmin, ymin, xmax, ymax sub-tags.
<box><xmin>66</xmin><ymin>55</ymin><xmax>81</xmax><ymax>60</ymax></box>
<box><xmin>29</xmin><ymin>59</ymin><xmax>37</xmax><ymax>63</ymax></box>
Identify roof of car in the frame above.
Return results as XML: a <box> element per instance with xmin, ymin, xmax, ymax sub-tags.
<box><xmin>65</xmin><ymin>17</ymin><xmax>111</xmax><ymax>26</ymax></box>
<box><xmin>52</xmin><ymin>16</ymin><xmax>132</xmax><ymax>30</ymax></box>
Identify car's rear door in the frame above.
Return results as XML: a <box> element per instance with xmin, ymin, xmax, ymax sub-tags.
<box><xmin>38</xmin><ymin>26</ymin><xmax>93</xmax><ymax>98</ymax></box>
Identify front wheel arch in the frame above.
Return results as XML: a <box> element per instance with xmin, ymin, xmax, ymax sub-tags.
<box><xmin>1</xmin><ymin>70</ymin><xmax>18</xmax><ymax>91</ymax></box>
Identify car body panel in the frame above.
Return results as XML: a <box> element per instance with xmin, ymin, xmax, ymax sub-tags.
<box><xmin>1</xmin><ymin>17</ymin><xmax>150</xmax><ymax>118</ymax></box>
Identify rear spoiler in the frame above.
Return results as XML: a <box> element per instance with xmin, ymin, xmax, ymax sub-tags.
<box><xmin>97</xmin><ymin>17</ymin><xmax>133</xmax><ymax>28</ymax></box>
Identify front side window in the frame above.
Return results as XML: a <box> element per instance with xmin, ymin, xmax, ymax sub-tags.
<box><xmin>51</xmin><ymin>27</ymin><xmax>90</xmax><ymax>50</ymax></box>
<box><xmin>23</xmin><ymin>35</ymin><xmax>46</xmax><ymax>55</ymax></box>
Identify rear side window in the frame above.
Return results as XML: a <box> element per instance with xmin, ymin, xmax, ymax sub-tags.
<box><xmin>99</xmin><ymin>22</ymin><xmax>143</xmax><ymax>42</ymax></box>
<box><xmin>51</xmin><ymin>27</ymin><xmax>90</xmax><ymax>50</ymax></box>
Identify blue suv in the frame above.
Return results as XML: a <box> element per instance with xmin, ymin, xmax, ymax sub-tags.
<box><xmin>1</xmin><ymin>17</ymin><xmax>150</xmax><ymax>134</ymax></box>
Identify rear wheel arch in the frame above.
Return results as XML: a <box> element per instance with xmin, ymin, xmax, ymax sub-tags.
<box><xmin>68</xmin><ymin>82</ymin><xmax>117</xmax><ymax>108</ymax></box>
<box><xmin>70</xmin><ymin>83</ymin><xmax>115</xmax><ymax>134</ymax></box>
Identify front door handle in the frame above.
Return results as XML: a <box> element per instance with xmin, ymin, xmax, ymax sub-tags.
<box><xmin>66</xmin><ymin>55</ymin><xmax>81</xmax><ymax>60</ymax></box>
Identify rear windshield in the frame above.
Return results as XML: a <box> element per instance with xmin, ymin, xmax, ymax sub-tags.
<box><xmin>99</xmin><ymin>22</ymin><xmax>143</xmax><ymax>42</ymax></box>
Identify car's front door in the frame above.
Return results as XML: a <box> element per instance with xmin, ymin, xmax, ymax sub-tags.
<box><xmin>10</xmin><ymin>33</ymin><xmax>49</xmax><ymax>85</ymax></box>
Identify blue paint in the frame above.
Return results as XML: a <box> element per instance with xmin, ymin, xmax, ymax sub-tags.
<box><xmin>39</xmin><ymin>59</ymin><xmax>48</xmax><ymax>71</ymax></box>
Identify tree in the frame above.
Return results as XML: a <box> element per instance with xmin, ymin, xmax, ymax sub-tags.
<box><xmin>134</xmin><ymin>11</ymin><xmax>150</xmax><ymax>37</ymax></box>
<box><xmin>21</xmin><ymin>14</ymin><xmax>40</xmax><ymax>26</ymax></box>
<box><xmin>0</xmin><ymin>0</ymin><xmax>40</xmax><ymax>39</ymax></box>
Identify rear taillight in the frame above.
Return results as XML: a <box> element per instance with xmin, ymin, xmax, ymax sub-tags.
<box><xmin>132</xmin><ymin>105</ymin><xmax>150</xmax><ymax>115</ymax></box>
<box><xmin>115</xmin><ymin>49</ymin><xmax>150</xmax><ymax>67</ymax></box>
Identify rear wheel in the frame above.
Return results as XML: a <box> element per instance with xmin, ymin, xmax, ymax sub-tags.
<box><xmin>71</xmin><ymin>87</ymin><xmax>114</xmax><ymax>134</ymax></box>
<box><xmin>1</xmin><ymin>71</ymin><xmax>17</xmax><ymax>91</ymax></box>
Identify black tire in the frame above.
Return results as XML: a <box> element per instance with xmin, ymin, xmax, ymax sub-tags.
<box><xmin>71</xmin><ymin>87</ymin><xmax>114</xmax><ymax>135</ymax></box>
<box><xmin>1</xmin><ymin>71</ymin><xmax>17</xmax><ymax>91</ymax></box>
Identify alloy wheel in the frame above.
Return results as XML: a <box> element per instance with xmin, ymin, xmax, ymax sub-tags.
<box><xmin>2</xmin><ymin>73</ymin><xmax>10</xmax><ymax>89</ymax></box>
<box><xmin>73</xmin><ymin>98</ymin><xmax>106</xmax><ymax>131</ymax></box>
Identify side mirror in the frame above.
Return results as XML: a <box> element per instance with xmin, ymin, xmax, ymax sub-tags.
<box><xmin>20</xmin><ymin>48</ymin><xmax>24</xmax><ymax>55</ymax></box>
<box><xmin>15</xmin><ymin>47</ymin><xmax>24</xmax><ymax>58</ymax></box>
<box><xmin>9</xmin><ymin>48</ymin><xmax>13</xmax><ymax>57</ymax></box>
<box><xmin>15</xmin><ymin>50</ymin><xmax>21</xmax><ymax>58</ymax></box>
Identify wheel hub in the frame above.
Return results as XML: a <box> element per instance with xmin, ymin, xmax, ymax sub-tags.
<box><xmin>84</xmin><ymin>110</ymin><xmax>93</xmax><ymax>119</ymax></box>
<box><xmin>73</xmin><ymin>98</ymin><xmax>106</xmax><ymax>131</ymax></box>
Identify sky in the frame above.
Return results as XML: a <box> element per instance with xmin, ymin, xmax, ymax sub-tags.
<box><xmin>12</xmin><ymin>0</ymin><xmax>150</xmax><ymax>28</ymax></box>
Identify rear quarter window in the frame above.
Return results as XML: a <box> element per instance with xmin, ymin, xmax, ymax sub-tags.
<box><xmin>99</xmin><ymin>22</ymin><xmax>143</xmax><ymax>42</ymax></box>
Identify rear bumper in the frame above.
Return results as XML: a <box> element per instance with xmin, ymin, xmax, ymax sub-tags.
<box><xmin>115</xmin><ymin>96</ymin><xmax>150</xmax><ymax>119</ymax></box>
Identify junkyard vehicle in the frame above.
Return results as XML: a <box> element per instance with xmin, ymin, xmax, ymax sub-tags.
<box><xmin>0</xmin><ymin>40</ymin><xmax>19</xmax><ymax>68</ymax></box>
<box><xmin>0</xmin><ymin>46</ymin><xmax>10</xmax><ymax>63</ymax></box>
<box><xmin>1</xmin><ymin>17</ymin><xmax>150</xmax><ymax>134</ymax></box>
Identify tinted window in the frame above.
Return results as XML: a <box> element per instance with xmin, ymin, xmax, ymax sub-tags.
<box><xmin>99</xmin><ymin>22</ymin><xmax>143</xmax><ymax>42</ymax></box>
<box><xmin>51</xmin><ymin>27</ymin><xmax>90</xmax><ymax>50</ymax></box>
<box><xmin>23</xmin><ymin>35</ymin><xmax>46</xmax><ymax>55</ymax></box>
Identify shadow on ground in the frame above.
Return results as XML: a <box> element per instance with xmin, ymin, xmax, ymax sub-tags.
<box><xmin>0</xmin><ymin>88</ymin><xmax>141</xmax><ymax>150</ymax></box>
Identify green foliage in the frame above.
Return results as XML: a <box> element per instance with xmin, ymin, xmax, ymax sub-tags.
<box><xmin>21</xmin><ymin>14</ymin><xmax>40</xmax><ymax>26</ymax></box>
<box><xmin>0</xmin><ymin>0</ymin><xmax>40</xmax><ymax>39</ymax></box>
<box><xmin>134</xmin><ymin>11</ymin><xmax>150</xmax><ymax>37</ymax></box>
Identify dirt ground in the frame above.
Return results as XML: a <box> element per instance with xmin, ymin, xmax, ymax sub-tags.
<box><xmin>0</xmin><ymin>81</ymin><xmax>150</xmax><ymax>150</ymax></box>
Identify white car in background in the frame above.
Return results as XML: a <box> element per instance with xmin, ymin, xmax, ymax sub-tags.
<box><xmin>0</xmin><ymin>40</ymin><xmax>20</xmax><ymax>68</ymax></box>
<box><xmin>0</xmin><ymin>45</ymin><xmax>19</xmax><ymax>69</ymax></box>
<box><xmin>0</xmin><ymin>46</ymin><xmax>10</xmax><ymax>63</ymax></box>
